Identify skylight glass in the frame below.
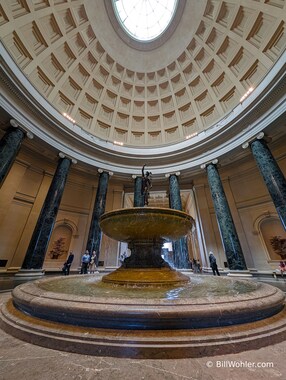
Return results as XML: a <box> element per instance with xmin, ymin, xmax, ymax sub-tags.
<box><xmin>112</xmin><ymin>0</ymin><xmax>178</xmax><ymax>42</ymax></box>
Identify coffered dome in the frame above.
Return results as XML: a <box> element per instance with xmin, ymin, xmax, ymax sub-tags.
<box><xmin>1</xmin><ymin>0</ymin><xmax>285</xmax><ymax>150</ymax></box>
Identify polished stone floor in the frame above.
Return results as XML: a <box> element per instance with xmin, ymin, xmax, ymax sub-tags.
<box><xmin>0</xmin><ymin>274</ymin><xmax>285</xmax><ymax>380</ymax></box>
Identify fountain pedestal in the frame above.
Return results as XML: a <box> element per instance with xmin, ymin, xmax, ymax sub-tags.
<box><xmin>102</xmin><ymin>267</ymin><xmax>190</xmax><ymax>285</ymax></box>
<box><xmin>99</xmin><ymin>207</ymin><xmax>194</xmax><ymax>285</ymax></box>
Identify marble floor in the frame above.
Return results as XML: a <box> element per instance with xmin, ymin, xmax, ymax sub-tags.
<box><xmin>0</xmin><ymin>275</ymin><xmax>285</xmax><ymax>380</ymax></box>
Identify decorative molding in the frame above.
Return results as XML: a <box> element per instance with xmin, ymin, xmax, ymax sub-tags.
<box><xmin>54</xmin><ymin>218</ymin><xmax>79</xmax><ymax>235</ymax></box>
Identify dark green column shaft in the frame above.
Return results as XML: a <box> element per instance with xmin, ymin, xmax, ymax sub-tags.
<box><xmin>22</xmin><ymin>157</ymin><xmax>72</xmax><ymax>269</ymax></box>
<box><xmin>0</xmin><ymin>126</ymin><xmax>25</xmax><ymax>186</ymax></box>
<box><xmin>134</xmin><ymin>176</ymin><xmax>144</xmax><ymax>207</ymax></box>
<box><xmin>86</xmin><ymin>171</ymin><xmax>110</xmax><ymax>265</ymax></box>
<box><xmin>169</xmin><ymin>174</ymin><xmax>189</xmax><ymax>269</ymax></box>
<box><xmin>250</xmin><ymin>138</ymin><xmax>286</xmax><ymax>230</ymax></box>
<box><xmin>206</xmin><ymin>163</ymin><xmax>247</xmax><ymax>270</ymax></box>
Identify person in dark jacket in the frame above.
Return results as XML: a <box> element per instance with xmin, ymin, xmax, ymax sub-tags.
<box><xmin>62</xmin><ymin>251</ymin><xmax>74</xmax><ymax>275</ymax></box>
<box><xmin>209</xmin><ymin>252</ymin><xmax>220</xmax><ymax>276</ymax></box>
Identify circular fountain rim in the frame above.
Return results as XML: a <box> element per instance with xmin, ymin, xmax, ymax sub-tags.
<box><xmin>9</xmin><ymin>275</ymin><xmax>285</xmax><ymax>329</ymax></box>
<box><xmin>100</xmin><ymin>207</ymin><xmax>194</xmax><ymax>218</ymax></box>
<box><xmin>1</xmin><ymin>274</ymin><xmax>285</xmax><ymax>358</ymax></box>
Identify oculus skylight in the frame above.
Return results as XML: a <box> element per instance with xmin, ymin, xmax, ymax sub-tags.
<box><xmin>112</xmin><ymin>0</ymin><xmax>178</xmax><ymax>42</ymax></box>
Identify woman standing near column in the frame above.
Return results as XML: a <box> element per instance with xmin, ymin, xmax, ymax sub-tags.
<box><xmin>89</xmin><ymin>251</ymin><xmax>97</xmax><ymax>274</ymax></box>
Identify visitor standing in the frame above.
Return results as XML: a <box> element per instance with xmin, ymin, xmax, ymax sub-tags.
<box><xmin>209</xmin><ymin>252</ymin><xmax>220</xmax><ymax>276</ymax></box>
<box><xmin>192</xmin><ymin>258</ymin><xmax>198</xmax><ymax>273</ymax></box>
<box><xmin>89</xmin><ymin>250</ymin><xmax>97</xmax><ymax>273</ymax></box>
<box><xmin>197</xmin><ymin>259</ymin><xmax>202</xmax><ymax>273</ymax></box>
<box><xmin>279</xmin><ymin>261</ymin><xmax>286</xmax><ymax>277</ymax></box>
<box><xmin>81</xmin><ymin>250</ymin><xmax>90</xmax><ymax>274</ymax></box>
<box><xmin>62</xmin><ymin>251</ymin><xmax>74</xmax><ymax>275</ymax></box>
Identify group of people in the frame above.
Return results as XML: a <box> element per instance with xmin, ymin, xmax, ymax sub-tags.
<box><xmin>62</xmin><ymin>250</ymin><xmax>220</xmax><ymax>276</ymax></box>
<box><xmin>64</xmin><ymin>249</ymin><xmax>286</xmax><ymax>279</ymax></box>
<box><xmin>80</xmin><ymin>250</ymin><xmax>97</xmax><ymax>274</ymax></box>
<box><xmin>191</xmin><ymin>252</ymin><xmax>220</xmax><ymax>276</ymax></box>
<box><xmin>191</xmin><ymin>252</ymin><xmax>220</xmax><ymax>275</ymax></box>
<box><xmin>61</xmin><ymin>250</ymin><xmax>98</xmax><ymax>275</ymax></box>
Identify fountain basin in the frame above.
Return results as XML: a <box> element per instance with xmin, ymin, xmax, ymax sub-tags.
<box><xmin>99</xmin><ymin>207</ymin><xmax>194</xmax><ymax>242</ymax></box>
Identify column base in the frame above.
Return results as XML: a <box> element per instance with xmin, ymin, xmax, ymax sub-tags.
<box><xmin>14</xmin><ymin>269</ymin><xmax>45</xmax><ymax>280</ymax></box>
<box><xmin>227</xmin><ymin>270</ymin><xmax>253</xmax><ymax>278</ymax></box>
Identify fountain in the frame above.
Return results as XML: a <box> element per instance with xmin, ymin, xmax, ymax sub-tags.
<box><xmin>0</xmin><ymin>207</ymin><xmax>285</xmax><ymax>358</ymax></box>
<box><xmin>100</xmin><ymin>207</ymin><xmax>193</xmax><ymax>285</ymax></box>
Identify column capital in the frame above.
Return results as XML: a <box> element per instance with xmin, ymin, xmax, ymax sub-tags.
<box><xmin>165</xmin><ymin>172</ymin><xmax>181</xmax><ymax>178</ymax></box>
<box><xmin>10</xmin><ymin>119</ymin><xmax>19</xmax><ymax>128</ymax></box>
<box><xmin>256</xmin><ymin>132</ymin><xmax>265</xmax><ymax>140</ymax></box>
<box><xmin>26</xmin><ymin>131</ymin><xmax>34</xmax><ymax>139</ymax></box>
<box><xmin>200</xmin><ymin>159</ymin><xmax>218</xmax><ymax>170</ymax></box>
<box><xmin>10</xmin><ymin>119</ymin><xmax>33</xmax><ymax>139</ymax></box>
<box><xmin>242</xmin><ymin>132</ymin><xmax>266</xmax><ymax>149</ymax></box>
<box><xmin>58</xmin><ymin>152</ymin><xmax>77</xmax><ymax>164</ymax></box>
<box><xmin>98</xmin><ymin>168</ymin><xmax>113</xmax><ymax>176</ymax></box>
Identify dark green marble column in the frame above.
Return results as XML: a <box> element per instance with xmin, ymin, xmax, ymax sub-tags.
<box><xmin>0</xmin><ymin>125</ymin><xmax>25</xmax><ymax>186</ymax></box>
<box><xmin>133</xmin><ymin>175</ymin><xmax>144</xmax><ymax>207</ymax></box>
<box><xmin>86</xmin><ymin>170</ymin><xmax>110</xmax><ymax>265</ymax></box>
<box><xmin>250</xmin><ymin>138</ymin><xmax>286</xmax><ymax>230</ymax></box>
<box><xmin>169</xmin><ymin>174</ymin><xmax>183</xmax><ymax>210</ymax></box>
<box><xmin>168</xmin><ymin>173</ymin><xmax>190</xmax><ymax>269</ymax></box>
<box><xmin>206</xmin><ymin>163</ymin><xmax>247</xmax><ymax>270</ymax></box>
<box><xmin>21</xmin><ymin>156</ymin><xmax>73</xmax><ymax>270</ymax></box>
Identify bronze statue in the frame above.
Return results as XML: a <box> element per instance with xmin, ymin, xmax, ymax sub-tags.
<box><xmin>141</xmin><ymin>164</ymin><xmax>152</xmax><ymax>206</ymax></box>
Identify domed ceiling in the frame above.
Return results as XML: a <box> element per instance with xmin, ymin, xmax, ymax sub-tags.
<box><xmin>0</xmin><ymin>0</ymin><xmax>285</xmax><ymax>179</ymax></box>
<box><xmin>1</xmin><ymin>0</ymin><xmax>285</xmax><ymax>147</ymax></box>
